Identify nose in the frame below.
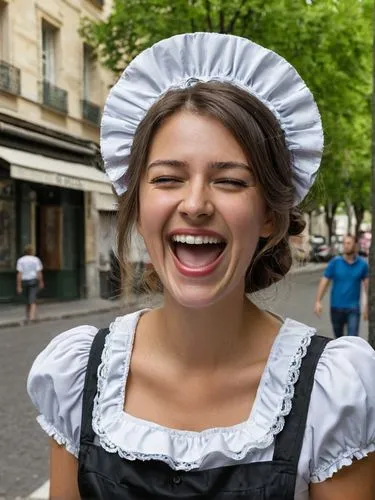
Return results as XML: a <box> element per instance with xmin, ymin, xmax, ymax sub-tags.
<box><xmin>178</xmin><ymin>181</ymin><xmax>214</xmax><ymax>220</ymax></box>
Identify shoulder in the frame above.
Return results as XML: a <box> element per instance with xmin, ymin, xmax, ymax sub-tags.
<box><xmin>27</xmin><ymin>324</ymin><xmax>99</xmax><ymax>457</ymax></box>
<box><xmin>330</xmin><ymin>256</ymin><xmax>342</xmax><ymax>266</ymax></box>
<box><xmin>16</xmin><ymin>256</ymin><xmax>26</xmax><ymax>271</ymax></box>
<box><xmin>301</xmin><ymin>336</ymin><xmax>375</xmax><ymax>483</ymax></box>
<box><xmin>358</xmin><ymin>256</ymin><xmax>369</xmax><ymax>270</ymax></box>
<box><xmin>35</xmin><ymin>256</ymin><xmax>43</xmax><ymax>267</ymax></box>
<box><xmin>27</xmin><ymin>309</ymin><xmax>147</xmax><ymax>456</ymax></box>
<box><xmin>324</xmin><ymin>256</ymin><xmax>339</xmax><ymax>275</ymax></box>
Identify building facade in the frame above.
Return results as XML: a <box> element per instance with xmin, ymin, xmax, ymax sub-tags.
<box><xmin>0</xmin><ymin>0</ymin><xmax>117</xmax><ymax>302</ymax></box>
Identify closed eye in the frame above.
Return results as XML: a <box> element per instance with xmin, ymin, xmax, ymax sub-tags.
<box><xmin>149</xmin><ymin>176</ymin><xmax>183</xmax><ymax>185</ymax></box>
<box><xmin>215</xmin><ymin>178</ymin><xmax>249</xmax><ymax>187</ymax></box>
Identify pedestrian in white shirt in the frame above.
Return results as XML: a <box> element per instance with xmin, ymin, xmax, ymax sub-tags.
<box><xmin>16</xmin><ymin>244</ymin><xmax>44</xmax><ymax>323</ymax></box>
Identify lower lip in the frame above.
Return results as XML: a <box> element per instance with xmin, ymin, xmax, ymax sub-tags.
<box><xmin>170</xmin><ymin>245</ymin><xmax>225</xmax><ymax>278</ymax></box>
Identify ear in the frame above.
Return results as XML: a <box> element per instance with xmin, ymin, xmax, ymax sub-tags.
<box><xmin>260</xmin><ymin>211</ymin><xmax>274</xmax><ymax>239</ymax></box>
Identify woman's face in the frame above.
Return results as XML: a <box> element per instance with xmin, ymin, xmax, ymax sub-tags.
<box><xmin>138</xmin><ymin>110</ymin><xmax>271</xmax><ymax>308</ymax></box>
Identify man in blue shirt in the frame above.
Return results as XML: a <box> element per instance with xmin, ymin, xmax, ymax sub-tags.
<box><xmin>314</xmin><ymin>235</ymin><xmax>369</xmax><ymax>337</ymax></box>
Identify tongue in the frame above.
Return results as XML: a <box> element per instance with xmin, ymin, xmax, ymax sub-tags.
<box><xmin>175</xmin><ymin>243</ymin><xmax>223</xmax><ymax>268</ymax></box>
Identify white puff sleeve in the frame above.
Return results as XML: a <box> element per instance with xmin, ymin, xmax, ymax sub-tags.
<box><xmin>299</xmin><ymin>336</ymin><xmax>375</xmax><ymax>484</ymax></box>
<box><xmin>27</xmin><ymin>325</ymin><xmax>98</xmax><ymax>457</ymax></box>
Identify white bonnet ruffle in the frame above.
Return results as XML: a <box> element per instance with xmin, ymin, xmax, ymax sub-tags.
<box><xmin>101</xmin><ymin>32</ymin><xmax>323</xmax><ymax>204</ymax></box>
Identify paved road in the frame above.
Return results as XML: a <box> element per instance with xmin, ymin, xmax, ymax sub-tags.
<box><xmin>262</xmin><ymin>270</ymin><xmax>368</xmax><ymax>340</ymax></box>
<box><xmin>0</xmin><ymin>270</ymin><xmax>369</xmax><ymax>499</ymax></box>
<box><xmin>0</xmin><ymin>310</ymin><xmax>124</xmax><ymax>500</ymax></box>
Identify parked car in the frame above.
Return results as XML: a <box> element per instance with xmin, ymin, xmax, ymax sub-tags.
<box><xmin>290</xmin><ymin>234</ymin><xmax>311</xmax><ymax>264</ymax></box>
<box><xmin>331</xmin><ymin>234</ymin><xmax>344</xmax><ymax>255</ymax></box>
<box><xmin>309</xmin><ymin>235</ymin><xmax>334</xmax><ymax>262</ymax></box>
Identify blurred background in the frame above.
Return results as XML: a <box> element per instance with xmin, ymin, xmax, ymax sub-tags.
<box><xmin>0</xmin><ymin>0</ymin><xmax>372</xmax><ymax>498</ymax></box>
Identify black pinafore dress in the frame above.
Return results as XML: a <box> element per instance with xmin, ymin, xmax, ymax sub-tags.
<box><xmin>78</xmin><ymin>329</ymin><xmax>330</xmax><ymax>499</ymax></box>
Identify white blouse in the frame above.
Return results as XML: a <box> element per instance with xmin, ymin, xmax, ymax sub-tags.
<box><xmin>27</xmin><ymin>309</ymin><xmax>375</xmax><ymax>500</ymax></box>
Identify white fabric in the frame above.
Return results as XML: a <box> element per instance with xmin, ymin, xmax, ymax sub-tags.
<box><xmin>101</xmin><ymin>33</ymin><xmax>323</xmax><ymax>204</ymax></box>
<box><xmin>28</xmin><ymin>310</ymin><xmax>375</xmax><ymax>500</ymax></box>
<box><xmin>16</xmin><ymin>255</ymin><xmax>43</xmax><ymax>280</ymax></box>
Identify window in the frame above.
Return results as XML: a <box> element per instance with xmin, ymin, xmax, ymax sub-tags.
<box><xmin>0</xmin><ymin>1</ymin><xmax>9</xmax><ymax>61</ymax></box>
<box><xmin>42</xmin><ymin>20</ymin><xmax>57</xmax><ymax>83</ymax></box>
<box><xmin>90</xmin><ymin>0</ymin><xmax>104</xmax><ymax>8</ymax></box>
<box><xmin>0</xmin><ymin>2</ymin><xmax>21</xmax><ymax>95</ymax></box>
<box><xmin>83</xmin><ymin>44</ymin><xmax>94</xmax><ymax>100</ymax></box>
<box><xmin>40</xmin><ymin>20</ymin><xmax>67</xmax><ymax>113</ymax></box>
<box><xmin>82</xmin><ymin>44</ymin><xmax>100</xmax><ymax>125</ymax></box>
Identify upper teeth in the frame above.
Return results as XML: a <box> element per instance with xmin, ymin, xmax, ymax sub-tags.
<box><xmin>172</xmin><ymin>235</ymin><xmax>223</xmax><ymax>244</ymax></box>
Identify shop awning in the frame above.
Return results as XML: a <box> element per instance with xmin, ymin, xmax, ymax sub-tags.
<box><xmin>96</xmin><ymin>192</ymin><xmax>118</xmax><ymax>211</ymax></box>
<box><xmin>0</xmin><ymin>145</ymin><xmax>113</xmax><ymax>194</ymax></box>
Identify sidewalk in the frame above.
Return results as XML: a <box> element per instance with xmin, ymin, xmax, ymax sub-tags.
<box><xmin>0</xmin><ymin>264</ymin><xmax>325</xmax><ymax>330</ymax></box>
<box><xmin>290</xmin><ymin>262</ymin><xmax>326</xmax><ymax>275</ymax></box>
<box><xmin>0</xmin><ymin>293</ymin><xmax>160</xmax><ymax>329</ymax></box>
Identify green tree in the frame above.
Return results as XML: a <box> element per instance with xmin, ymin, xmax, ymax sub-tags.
<box><xmin>368</xmin><ymin>1</ymin><xmax>375</xmax><ymax>350</ymax></box>
<box><xmin>81</xmin><ymin>0</ymin><xmax>371</xmax><ymax>221</ymax></box>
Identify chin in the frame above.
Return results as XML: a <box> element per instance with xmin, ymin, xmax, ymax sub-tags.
<box><xmin>165</xmin><ymin>279</ymin><xmax>241</xmax><ymax>309</ymax></box>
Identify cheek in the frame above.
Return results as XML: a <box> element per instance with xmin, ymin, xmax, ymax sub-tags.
<box><xmin>138</xmin><ymin>187</ymin><xmax>175</xmax><ymax>238</ymax></box>
<box><xmin>227</xmin><ymin>197</ymin><xmax>265</xmax><ymax>241</ymax></box>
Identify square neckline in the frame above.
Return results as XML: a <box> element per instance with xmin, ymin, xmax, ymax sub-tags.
<box><xmin>119</xmin><ymin>309</ymin><xmax>291</xmax><ymax>436</ymax></box>
<box><xmin>91</xmin><ymin>308</ymin><xmax>316</xmax><ymax>470</ymax></box>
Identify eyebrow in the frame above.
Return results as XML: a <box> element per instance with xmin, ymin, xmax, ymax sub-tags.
<box><xmin>147</xmin><ymin>159</ymin><xmax>252</xmax><ymax>171</ymax></box>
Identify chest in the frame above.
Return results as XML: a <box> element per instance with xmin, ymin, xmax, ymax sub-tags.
<box><xmin>78</xmin><ymin>446</ymin><xmax>297</xmax><ymax>500</ymax></box>
<box><xmin>124</xmin><ymin>360</ymin><xmax>265</xmax><ymax>431</ymax></box>
<box><xmin>77</xmin><ymin>322</ymin><xmax>329</xmax><ymax>500</ymax></box>
<box><xmin>332</xmin><ymin>260</ymin><xmax>364</xmax><ymax>283</ymax></box>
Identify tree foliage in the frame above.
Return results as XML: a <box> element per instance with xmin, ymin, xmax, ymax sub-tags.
<box><xmin>81</xmin><ymin>0</ymin><xmax>372</xmax><ymax>211</ymax></box>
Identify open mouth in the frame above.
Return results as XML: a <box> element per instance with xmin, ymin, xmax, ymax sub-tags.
<box><xmin>170</xmin><ymin>234</ymin><xmax>227</xmax><ymax>269</ymax></box>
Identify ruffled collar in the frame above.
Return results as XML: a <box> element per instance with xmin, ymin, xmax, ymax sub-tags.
<box><xmin>92</xmin><ymin>309</ymin><xmax>316</xmax><ymax>470</ymax></box>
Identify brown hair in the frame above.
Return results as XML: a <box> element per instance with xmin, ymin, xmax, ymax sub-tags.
<box><xmin>24</xmin><ymin>244</ymin><xmax>34</xmax><ymax>256</ymax></box>
<box><xmin>116</xmin><ymin>81</ymin><xmax>305</xmax><ymax>294</ymax></box>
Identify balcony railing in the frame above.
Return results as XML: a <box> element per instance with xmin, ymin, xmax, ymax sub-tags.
<box><xmin>81</xmin><ymin>99</ymin><xmax>101</xmax><ymax>126</ymax></box>
<box><xmin>0</xmin><ymin>61</ymin><xmax>21</xmax><ymax>95</ymax></box>
<box><xmin>40</xmin><ymin>81</ymin><xmax>68</xmax><ymax>114</ymax></box>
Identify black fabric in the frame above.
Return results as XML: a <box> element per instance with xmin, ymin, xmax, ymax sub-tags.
<box><xmin>79</xmin><ymin>327</ymin><xmax>109</xmax><ymax>445</ymax></box>
<box><xmin>78</xmin><ymin>329</ymin><xmax>330</xmax><ymax>499</ymax></box>
<box><xmin>273</xmin><ymin>335</ymin><xmax>331</xmax><ymax>466</ymax></box>
<box><xmin>22</xmin><ymin>279</ymin><xmax>39</xmax><ymax>304</ymax></box>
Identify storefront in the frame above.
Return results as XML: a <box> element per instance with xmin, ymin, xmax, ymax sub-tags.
<box><xmin>96</xmin><ymin>194</ymin><xmax>117</xmax><ymax>299</ymax></box>
<box><xmin>0</xmin><ymin>145</ymin><xmax>113</xmax><ymax>302</ymax></box>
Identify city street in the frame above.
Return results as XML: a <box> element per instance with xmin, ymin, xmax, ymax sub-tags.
<box><xmin>1</xmin><ymin>269</ymin><xmax>368</xmax><ymax>499</ymax></box>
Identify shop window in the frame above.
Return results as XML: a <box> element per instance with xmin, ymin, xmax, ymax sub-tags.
<box><xmin>0</xmin><ymin>179</ymin><xmax>15</xmax><ymax>270</ymax></box>
<box><xmin>39</xmin><ymin>205</ymin><xmax>62</xmax><ymax>270</ymax></box>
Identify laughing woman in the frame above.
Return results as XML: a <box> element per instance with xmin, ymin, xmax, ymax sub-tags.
<box><xmin>27</xmin><ymin>34</ymin><xmax>375</xmax><ymax>499</ymax></box>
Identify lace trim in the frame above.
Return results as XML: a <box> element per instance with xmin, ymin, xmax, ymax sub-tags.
<box><xmin>265</xmin><ymin>328</ymin><xmax>314</xmax><ymax>436</ymax></box>
<box><xmin>37</xmin><ymin>414</ymin><xmax>78</xmax><ymax>457</ymax></box>
<box><xmin>310</xmin><ymin>442</ymin><xmax>375</xmax><ymax>483</ymax></box>
<box><xmin>92</xmin><ymin>314</ymin><xmax>316</xmax><ymax>470</ymax></box>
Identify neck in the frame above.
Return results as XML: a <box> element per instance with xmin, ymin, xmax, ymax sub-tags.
<box><xmin>344</xmin><ymin>253</ymin><xmax>356</xmax><ymax>262</ymax></box>
<box><xmin>151</xmin><ymin>287</ymin><xmax>277</xmax><ymax>371</ymax></box>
